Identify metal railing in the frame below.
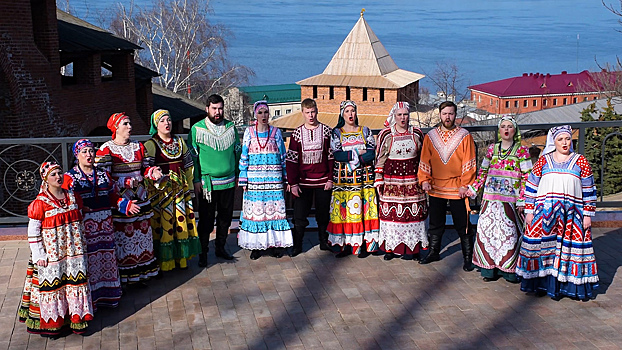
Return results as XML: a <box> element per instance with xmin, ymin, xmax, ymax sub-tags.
<box><xmin>1</xmin><ymin>120</ymin><xmax>621</xmax><ymax>223</ymax></box>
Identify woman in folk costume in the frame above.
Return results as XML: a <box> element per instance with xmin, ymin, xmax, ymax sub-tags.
<box><xmin>465</xmin><ymin>116</ymin><xmax>532</xmax><ymax>282</ymax></box>
<box><xmin>19</xmin><ymin>162</ymin><xmax>93</xmax><ymax>337</ymax></box>
<box><xmin>328</xmin><ymin>100</ymin><xmax>380</xmax><ymax>258</ymax></box>
<box><xmin>144</xmin><ymin>110</ymin><xmax>201</xmax><ymax>271</ymax></box>
<box><xmin>95</xmin><ymin>113</ymin><xmax>163</xmax><ymax>284</ymax></box>
<box><xmin>516</xmin><ymin>125</ymin><xmax>599</xmax><ymax>300</ymax></box>
<box><xmin>374</xmin><ymin>102</ymin><xmax>428</xmax><ymax>261</ymax></box>
<box><xmin>63</xmin><ymin>139</ymin><xmax>138</xmax><ymax>310</ymax></box>
<box><xmin>238</xmin><ymin>101</ymin><xmax>293</xmax><ymax>260</ymax></box>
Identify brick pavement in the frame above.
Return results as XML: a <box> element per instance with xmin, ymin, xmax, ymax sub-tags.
<box><xmin>1</xmin><ymin>228</ymin><xmax>622</xmax><ymax>350</ymax></box>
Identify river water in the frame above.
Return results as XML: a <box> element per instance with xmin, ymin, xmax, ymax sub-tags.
<box><xmin>69</xmin><ymin>0</ymin><xmax>621</xmax><ymax>88</ymax></box>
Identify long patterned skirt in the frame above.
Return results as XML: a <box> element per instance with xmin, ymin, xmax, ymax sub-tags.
<box><xmin>377</xmin><ymin>158</ymin><xmax>428</xmax><ymax>255</ymax></box>
<box><xmin>328</xmin><ymin>163</ymin><xmax>380</xmax><ymax>254</ymax></box>
<box><xmin>83</xmin><ymin>209</ymin><xmax>122</xmax><ymax>309</ymax></box>
<box><xmin>150</xmin><ymin>171</ymin><xmax>201</xmax><ymax>271</ymax></box>
<box><xmin>238</xmin><ymin>182</ymin><xmax>293</xmax><ymax>250</ymax></box>
<box><xmin>517</xmin><ymin>198</ymin><xmax>599</xmax><ymax>300</ymax></box>
<box><xmin>19</xmin><ymin>258</ymin><xmax>93</xmax><ymax>336</ymax></box>
<box><xmin>473</xmin><ymin>200</ymin><xmax>521</xmax><ymax>281</ymax></box>
<box><xmin>113</xmin><ymin>194</ymin><xmax>159</xmax><ymax>283</ymax></box>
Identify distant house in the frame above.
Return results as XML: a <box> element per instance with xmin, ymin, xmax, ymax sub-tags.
<box><xmin>272</xmin><ymin>11</ymin><xmax>424</xmax><ymax>131</ymax></box>
<box><xmin>468</xmin><ymin>71</ymin><xmax>606</xmax><ymax>116</ymax></box>
<box><xmin>239</xmin><ymin>84</ymin><xmax>302</xmax><ymax>120</ymax></box>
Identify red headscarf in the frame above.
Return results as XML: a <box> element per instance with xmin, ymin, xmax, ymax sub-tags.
<box><xmin>107</xmin><ymin>112</ymin><xmax>129</xmax><ymax>139</ymax></box>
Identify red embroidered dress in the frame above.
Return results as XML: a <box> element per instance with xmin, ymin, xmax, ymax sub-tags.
<box><xmin>96</xmin><ymin>140</ymin><xmax>159</xmax><ymax>283</ymax></box>
<box><xmin>375</xmin><ymin>126</ymin><xmax>428</xmax><ymax>255</ymax></box>
<box><xmin>19</xmin><ymin>190</ymin><xmax>94</xmax><ymax>335</ymax></box>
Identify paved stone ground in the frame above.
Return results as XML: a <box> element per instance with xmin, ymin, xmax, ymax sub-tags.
<box><xmin>1</xmin><ymin>227</ymin><xmax>622</xmax><ymax>350</ymax></box>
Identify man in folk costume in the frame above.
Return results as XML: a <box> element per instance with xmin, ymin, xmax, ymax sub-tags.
<box><xmin>418</xmin><ymin>101</ymin><xmax>477</xmax><ymax>271</ymax></box>
<box><xmin>190</xmin><ymin>94</ymin><xmax>241</xmax><ymax>266</ymax></box>
<box><xmin>286</xmin><ymin>98</ymin><xmax>334</xmax><ymax>256</ymax></box>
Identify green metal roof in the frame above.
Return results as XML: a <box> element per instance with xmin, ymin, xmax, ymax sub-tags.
<box><xmin>239</xmin><ymin>84</ymin><xmax>300</xmax><ymax>104</ymax></box>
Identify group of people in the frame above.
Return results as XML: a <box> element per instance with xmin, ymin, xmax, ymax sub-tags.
<box><xmin>19</xmin><ymin>94</ymin><xmax>600</xmax><ymax>338</ymax></box>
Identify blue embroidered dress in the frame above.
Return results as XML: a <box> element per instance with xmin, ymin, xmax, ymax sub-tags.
<box><xmin>238</xmin><ymin>126</ymin><xmax>293</xmax><ymax>250</ymax></box>
<box><xmin>517</xmin><ymin>153</ymin><xmax>599</xmax><ymax>299</ymax></box>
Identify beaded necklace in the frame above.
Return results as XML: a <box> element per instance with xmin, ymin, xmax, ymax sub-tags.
<box><xmin>156</xmin><ymin>135</ymin><xmax>182</xmax><ymax>159</ymax></box>
<box><xmin>497</xmin><ymin>141</ymin><xmax>515</xmax><ymax>160</ymax></box>
<box><xmin>255</xmin><ymin>126</ymin><xmax>271</xmax><ymax>149</ymax></box>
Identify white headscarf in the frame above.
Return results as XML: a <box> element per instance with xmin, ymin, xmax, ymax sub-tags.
<box><xmin>542</xmin><ymin>125</ymin><xmax>573</xmax><ymax>155</ymax></box>
<box><xmin>385</xmin><ymin>102</ymin><xmax>410</xmax><ymax>132</ymax></box>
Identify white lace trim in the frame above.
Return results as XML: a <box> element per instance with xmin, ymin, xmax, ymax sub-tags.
<box><xmin>238</xmin><ymin>229</ymin><xmax>293</xmax><ymax>250</ymax></box>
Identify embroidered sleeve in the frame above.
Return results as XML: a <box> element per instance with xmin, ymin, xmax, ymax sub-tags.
<box><xmin>361</xmin><ymin>126</ymin><xmax>376</xmax><ymax>164</ymax></box>
<box><xmin>234</xmin><ymin>127</ymin><xmax>242</xmax><ymax>177</ymax></box>
<box><xmin>460</xmin><ymin>133</ymin><xmax>477</xmax><ymax>187</ymax></box>
<box><xmin>95</xmin><ymin>143</ymin><xmax>112</xmax><ymax>173</ymax></box>
<box><xmin>286</xmin><ymin>128</ymin><xmax>301</xmax><ymax>186</ymax></box>
<box><xmin>275</xmin><ymin>128</ymin><xmax>288</xmax><ymax>180</ymax></box>
<box><xmin>331</xmin><ymin>128</ymin><xmax>352</xmax><ymax>162</ymax></box>
<box><xmin>469</xmin><ymin>143</ymin><xmax>494</xmax><ymax>194</ymax></box>
<box><xmin>27</xmin><ymin>200</ymin><xmax>46</xmax><ymax>262</ymax></box>
<box><xmin>516</xmin><ymin>146</ymin><xmax>533</xmax><ymax>207</ymax></box>
<box><xmin>325</xmin><ymin>125</ymin><xmax>334</xmax><ymax>182</ymax></box>
<box><xmin>525</xmin><ymin>156</ymin><xmax>546</xmax><ymax>214</ymax></box>
<box><xmin>238</xmin><ymin>128</ymin><xmax>252</xmax><ymax>186</ymax></box>
<box><xmin>180</xmin><ymin>137</ymin><xmax>195</xmax><ymax>192</ymax></box>
<box><xmin>417</xmin><ymin>135</ymin><xmax>433</xmax><ymax>186</ymax></box>
<box><xmin>577</xmin><ymin>155</ymin><xmax>597</xmax><ymax>216</ymax></box>
<box><xmin>141</xmin><ymin>142</ymin><xmax>158</xmax><ymax>181</ymax></box>
<box><xmin>189</xmin><ymin>125</ymin><xmax>201</xmax><ymax>184</ymax></box>
<box><xmin>374</xmin><ymin>129</ymin><xmax>391</xmax><ymax>184</ymax></box>
<box><xmin>144</xmin><ymin>139</ymin><xmax>157</xmax><ymax>167</ymax></box>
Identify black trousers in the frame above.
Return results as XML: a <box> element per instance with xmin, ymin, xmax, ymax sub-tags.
<box><xmin>292</xmin><ymin>186</ymin><xmax>332</xmax><ymax>247</ymax></box>
<box><xmin>427</xmin><ymin>195</ymin><xmax>471</xmax><ymax>246</ymax></box>
<box><xmin>197</xmin><ymin>187</ymin><xmax>235</xmax><ymax>254</ymax></box>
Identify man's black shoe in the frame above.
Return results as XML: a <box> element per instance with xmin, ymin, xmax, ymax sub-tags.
<box><xmin>289</xmin><ymin>247</ymin><xmax>303</xmax><ymax>257</ymax></box>
<box><xmin>418</xmin><ymin>252</ymin><xmax>440</xmax><ymax>264</ymax></box>
<box><xmin>198</xmin><ymin>253</ymin><xmax>208</xmax><ymax>267</ymax></box>
<box><xmin>215</xmin><ymin>249</ymin><xmax>234</xmax><ymax>260</ymax></box>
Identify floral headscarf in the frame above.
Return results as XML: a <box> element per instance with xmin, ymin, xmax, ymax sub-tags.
<box><xmin>542</xmin><ymin>125</ymin><xmax>573</xmax><ymax>155</ymax></box>
<box><xmin>335</xmin><ymin>100</ymin><xmax>358</xmax><ymax>128</ymax></box>
<box><xmin>72</xmin><ymin>138</ymin><xmax>93</xmax><ymax>158</ymax></box>
<box><xmin>150</xmin><ymin>109</ymin><xmax>170</xmax><ymax>135</ymax></box>
<box><xmin>253</xmin><ymin>101</ymin><xmax>269</xmax><ymax>126</ymax></box>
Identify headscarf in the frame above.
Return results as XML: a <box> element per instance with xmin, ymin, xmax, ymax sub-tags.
<box><xmin>39</xmin><ymin>161</ymin><xmax>61</xmax><ymax>193</ymax></box>
<box><xmin>542</xmin><ymin>124</ymin><xmax>573</xmax><ymax>155</ymax></box>
<box><xmin>497</xmin><ymin>115</ymin><xmax>521</xmax><ymax>143</ymax></box>
<box><xmin>253</xmin><ymin>100</ymin><xmax>269</xmax><ymax>115</ymax></box>
<box><xmin>253</xmin><ymin>101</ymin><xmax>269</xmax><ymax>126</ymax></box>
<box><xmin>385</xmin><ymin>101</ymin><xmax>410</xmax><ymax>129</ymax></box>
<box><xmin>150</xmin><ymin>109</ymin><xmax>170</xmax><ymax>135</ymax></box>
<box><xmin>335</xmin><ymin>100</ymin><xmax>358</xmax><ymax>128</ymax></box>
<box><xmin>72</xmin><ymin>138</ymin><xmax>94</xmax><ymax>158</ymax></box>
<box><xmin>107</xmin><ymin>112</ymin><xmax>129</xmax><ymax>140</ymax></box>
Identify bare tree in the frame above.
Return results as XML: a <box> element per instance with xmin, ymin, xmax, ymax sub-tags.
<box><xmin>425</xmin><ymin>61</ymin><xmax>470</xmax><ymax>104</ymax></box>
<box><xmin>110</xmin><ymin>0</ymin><xmax>253</xmax><ymax>98</ymax></box>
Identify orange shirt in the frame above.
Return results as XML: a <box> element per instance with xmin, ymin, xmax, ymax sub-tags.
<box><xmin>418</xmin><ymin>126</ymin><xmax>476</xmax><ymax>200</ymax></box>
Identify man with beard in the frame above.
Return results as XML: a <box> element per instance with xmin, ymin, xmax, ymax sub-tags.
<box><xmin>286</xmin><ymin>98</ymin><xmax>334</xmax><ymax>256</ymax></box>
<box><xmin>190</xmin><ymin>94</ymin><xmax>241</xmax><ymax>266</ymax></box>
<box><xmin>417</xmin><ymin>101</ymin><xmax>477</xmax><ymax>271</ymax></box>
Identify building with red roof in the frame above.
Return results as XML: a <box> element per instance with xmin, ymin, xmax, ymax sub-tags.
<box><xmin>468</xmin><ymin>70</ymin><xmax>605</xmax><ymax>115</ymax></box>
